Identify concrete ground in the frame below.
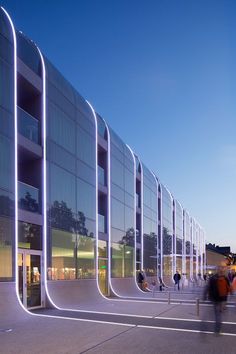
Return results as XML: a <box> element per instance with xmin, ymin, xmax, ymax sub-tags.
<box><xmin>1</xmin><ymin>289</ymin><xmax>236</xmax><ymax>354</ymax></box>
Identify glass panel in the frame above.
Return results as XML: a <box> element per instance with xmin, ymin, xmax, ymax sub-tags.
<box><xmin>0</xmin><ymin>215</ymin><xmax>13</xmax><ymax>279</ymax></box>
<box><xmin>77</xmin><ymin>235</ymin><xmax>95</xmax><ymax>279</ymax></box>
<box><xmin>18</xmin><ymin>181</ymin><xmax>40</xmax><ymax>213</ymax></box>
<box><xmin>98</xmin><ymin>240</ymin><xmax>107</xmax><ymax>258</ymax></box>
<box><xmin>0</xmin><ymin>134</ymin><xmax>14</xmax><ymax>191</ymax></box>
<box><xmin>17</xmin><ymin>32</ymin><xmax>41</xmax><ymax>76</ymax></box>
<box><xmin>51</xmin><ymin>228</ymin><xmax>76</xmax><ymax>280</ymax></box>
<box><xmin>97</xmin><ymin>114</ymin><xmax>107</xmax><ymax>139</ymax></box>
<box><xmin>98</xmin><ymin>214</ymin><xmax>106</xmax><ymax>233</ymax></box>
<box><xmin>98</xmin><ymin>165</ymin><xmax>106</xmax><ymax>186</ymax></box>
<box><xmin>98</xmin><ymin>259</ymin><xmax>108</xmax><ymax>295</ymax></box>
<box><xmin>18</xmin><ymin>106</ymin><xmax>40</xmax><ymax>144</ymax></box>
<box><xmin>26</xmin><ymin>254</ymin><xmax>41</xmax><ymax>308</ymax></box>
<box><xmin>111</xmin><ymin>243</ymin><xmax>134</xmax><ymax>277</ymax></box>
<box><xmin>18</xmin><ymin>222</ymin><xmax>42</xmax><ymax>250</ymax></box>
<box><xmin>18</xmin><ymin>253</ymin><xmax>23</xmax><ymax>303</ymax></box>
<box><xmin>50</xmin><ymin>164</ymin><xmax>76</xmax><ymax>213</ymax></box>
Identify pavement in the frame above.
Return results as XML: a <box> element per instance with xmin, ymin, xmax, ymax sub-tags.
<box><xmin>1</xmin><ymin>288</ymin><xmax>236</xmax><ymax>354</ymax></box>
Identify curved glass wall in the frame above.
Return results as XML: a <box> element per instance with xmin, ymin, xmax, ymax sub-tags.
<box><xmin>0</xmin><ymin>9</ymin><xmax>15</xmax><ymax>281</ymax></box>
<box><xmin>142</xmin><ymin>164</ymin><xmax>157</xmax><ymax>279</ymax></box>
<box><xmin>161</xmin><ymin>185</ymin><xmax>173</xmax><ymax>283</ymax></box>
<box><xmin>109</xmin><ymin>128</ymin><xmax>135</xmax><ymax>284</ymax></box>
<box><xmin>16</xmin><ymin>32</ymin><xmax>42</xmax><ymax>76</ymax></box>
<box><xmin>175</xmin><ymin>200</ymin><xmax>183</xmax><ymax>275</ymax></box>
<box><xmin>45</xmin><ymin>59</ymin><xmax>96</xmax><ymax>281</ymax></box>
<box><xmin>184</xmin><ymin>210</ymin><xmax>191</xmax><ymax>279</ymax></box>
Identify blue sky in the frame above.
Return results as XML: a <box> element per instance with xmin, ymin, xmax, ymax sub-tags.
<box><xmin>2</xmin><ymin>0</ymin><xmax>236</xmax><ymax>251</ymax></box>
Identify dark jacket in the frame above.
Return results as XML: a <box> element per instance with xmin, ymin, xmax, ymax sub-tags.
<box><xmin>173</xmin><ymin>273</ymin><xmax>181</xmax><ymax>283</ymax></box>
<box><xmin>207</xmin><ymin>274</ymin><xmax>230</xmax><ymax>302</ymax></box>
<box><xmin>137</xmin><ymin>272</ymin><xmax>144</xmax><ymax>283</ymax></box>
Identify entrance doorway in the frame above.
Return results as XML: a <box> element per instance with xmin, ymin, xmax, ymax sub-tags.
<box><xmin>18</xmin><ymin>250</ymin><xmax>44</xmax><ymax>309</ymax></box>
<box><xmin>98</xmin><ymin>258</ymin><xmax>109</xmax><ymax>296</ymax></box>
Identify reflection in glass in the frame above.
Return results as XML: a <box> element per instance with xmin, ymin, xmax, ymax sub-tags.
<box><xmin>98</xmin><ymin>165</ymin><xmax>106</xmax><ymax>186</ymax></box>
<box><xmin>98</xmin><ymin>214</ymin><xmax>106</xmax><ymax>233</ymax></box>
<box><xmin>18</xmin><ymin>181</ymin><xmax>40</xmax><ymax>213</ymax></box>
<box><xmin>0</xmin><ymin>215</ymin><xmax>13</xmax><ymax>279</ymax></box>
<box><xmin>77</xmin><ymin>235</ymin><xmax>95</xmax><ymax>279</ymax></box>
<box><xmin>98</xmin><ymin>259</ymin><xmax>108</xmax><ymax>295</ymax></box>
<box><xmin>18</xmin><ymin>222</ymin><xmax>42</xmax><ymax>250</ymax></box>
<box><xmin>26</xmin><ymin>254</ymin><xmax>41</xmax><ymax>308</ymax></box>
<box><xmin>18</xmin><ymin>253</ymin><xmax>23</xmax><ymax>303</ymax></box>
<box><xmin>18</xmin><ymin>106</ymin><xmax>40</xmax><ymax>144</ymax></box>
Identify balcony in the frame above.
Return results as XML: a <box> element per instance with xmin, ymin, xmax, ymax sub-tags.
<box><xmin>18</xmin><ymin>106</ymin><xmax>40</xmax><ymax>144</ymax></box>
<box><xmin>98</xmin><ymin>214</ymin><xmax>106</xmax><ymax>233</ymax></box>
<box><xmin>18</xmin><ymin>181</ymin><xmax>40</xmax><ymax>213</ymax></box>
<box><xmin>98</xmin><ymin>165</ymin><xmax>106</xmax><ymax>186</ymax></box>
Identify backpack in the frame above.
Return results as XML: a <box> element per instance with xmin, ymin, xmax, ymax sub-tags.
<box><xmin>208</xmin><ymin>275</ymin><xmax>220</xmax><ymax>301</ymax></box>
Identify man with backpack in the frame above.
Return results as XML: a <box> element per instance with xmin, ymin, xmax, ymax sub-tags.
<box><xmin>206</xmin><ymin>267</ymin><xmax>230</xmax><ymax>334</ymax></box>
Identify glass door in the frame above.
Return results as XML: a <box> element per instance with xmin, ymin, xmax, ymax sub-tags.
<box><xmin>18</xmin><ymin>250</ymin><xmax>44</xmax><ymax>309</ymax></box>
<box><xmin>98</xmin><ymin>258</ymin><xmax>109</xmax><ymax>296</ymax></box>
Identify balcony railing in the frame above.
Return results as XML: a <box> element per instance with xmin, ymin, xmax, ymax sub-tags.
<box><xmin>98</xmin><ymin>214</ymin><xmax>106</xmax><ymax>233</ymax></box>
<box><xmin>98</xmin><ymin>165</ymin><xmax>106</xmax><ymax>186</ymax></box>
<box><xmin>18</xmin><ymin>106</ymin><xmax>40</xmax><ymax>144</ymax></box>
<box><xmin>18</xmin><ymin>181</ymin><xmax>40</xmax><ymax>213</ymax></box>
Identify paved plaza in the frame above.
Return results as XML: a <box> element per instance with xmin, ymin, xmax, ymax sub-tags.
<box><xmin>1</xmin><ymin>288</ymin><xmax>236</xmax><ymax>354</ymax></box>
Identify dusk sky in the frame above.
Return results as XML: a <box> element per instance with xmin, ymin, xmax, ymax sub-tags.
<box><xmin>2</xmin><ymin>0</ymin><xmax>236</xmax><ymax>251</ymax></box>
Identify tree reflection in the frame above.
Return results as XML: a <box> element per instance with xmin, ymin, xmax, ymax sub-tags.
<box><xmin>0</xmin><ymin>195</ymin><xmax>14</xmax><ymax>217</ymax></box>
<box><xmin>119</xmin><ymin>227</ymin><xmax>135</xmax><ymax>247</ymax></box>
<box><xmin>19</xmin><ymin>191</ymin><xmax>39</xmax><ymax>213</ymax></box>
<box><xmin>48</xmin><ymin>200</ymin><xmax>94</xmax><ymax>237</ymax></box>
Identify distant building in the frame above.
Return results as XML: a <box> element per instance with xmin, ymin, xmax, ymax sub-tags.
<box><xmin>206</xmin><ymin>243</ymin><xmax>232</xmax><ymax>272</ymax></box>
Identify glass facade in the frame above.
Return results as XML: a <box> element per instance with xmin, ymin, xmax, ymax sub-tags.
<box><xmin>46</xmin><ymin>58</ymin><xmax>96</xmax><ymax>281</ymax></box>
<box><xmin>0</xmin><ymin>10</ymin><xmax>15</xmax><ymax>281</ymax></box>
<box><xmin>110</xmin><ymin>129</ymin><xmax>135</xmax><ymax>279</ymax></box>
<box><xmin>161</xmin><ymin>185</ymin><xmax>173</xmax><ymax>282</ymax></box>
<box><xmin>0</xmin><ymin>8</ymin><xmax>206</xmax><ymax>301</ymax></box>
<box><xmin>142</xmin><ymin>165</ymin><xmax>157</xmax><ymax>278</ymax></box>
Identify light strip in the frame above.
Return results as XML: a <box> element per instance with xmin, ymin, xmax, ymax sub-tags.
<box><xmin>159</xmin><ymin>183</ymin><xmax>163</xmax><ymax>279</ymax></box>
<box><xmin>0</xmin><ymin>6</ymin><xmax>22</xmax><ymax>311</ymax></box>
<box><xmin>103</xmin><ymin>121</ymin><xmax>113</xmax><ymax>296</ymax></box>
<box><xmin>174</xmin><ymin>200</ymin><xmax>184</xmax><ymax>276</ymax></box>
<box><xmin>85</xmin><ymin>101</ymin><xmax>108</xmax><ymax>300</ymax></box>
<box><xmin>126</xmin><ymin>144</ymin><xmax>143</xmax><ymax>293</ymax></box>
<box><xmin>150</xmin><ymin>171</ymin><xmax>159</xmax><ymax>283</ymax></box>
<box><xmin>140</xmin><ymin>159</ymin><xmax>144</xmax><ymax>269</ymax></box>
<box><xmin>35</xmin><ymin>46</ymin><xmax>60</xmax><ymax>309</ymax></box>
<box><xmin>104</xmin><ymin>124</ymin><xmax>129</xmax><ymax>298</ymax></box>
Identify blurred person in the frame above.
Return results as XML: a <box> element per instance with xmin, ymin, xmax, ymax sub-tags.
<box><xmin>137</xmin><ymin>270</ymin><xmax>144</xmax><ymax>290</ymax></box>
<box><xmin>205</xmin><ymin>267</ymin><xmax>230</xmax><ymax>334</ymax></box>
<box><xmin>173</xmin><ymin>270</ymin><xmax>181</xmax><ymax>291</ymax></box>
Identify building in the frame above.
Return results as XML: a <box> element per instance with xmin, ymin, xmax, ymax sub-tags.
<box><xmin>0</xmin><ymin>7</ymin><xmax>206</xmax><ymax>311</ymax></box>
<box><xmin>206</xmin><ymin>243</ymin><xmax>232</xmax><ymax>273</ymax></box>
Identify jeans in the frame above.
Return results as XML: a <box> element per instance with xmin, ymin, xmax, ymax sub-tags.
<box><xmin>213</xmin><ymin>302</ymin><xmax>222</xmax><ymax>333</ymax></box>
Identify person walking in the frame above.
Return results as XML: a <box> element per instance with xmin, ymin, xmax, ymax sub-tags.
<box><xmin>173</xmin><ymin>271</ymin><xmax>181</xmax><ymax>291</ymax></box>
<box><xmin>137</xmin><ymin>270</ymin><xmax>144</xmax><ymax>290</ymax></box>
<box><xmin>206</xmin><ymin>267</ymin><xmax>230</xmax><ymax>334</ymax></box>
